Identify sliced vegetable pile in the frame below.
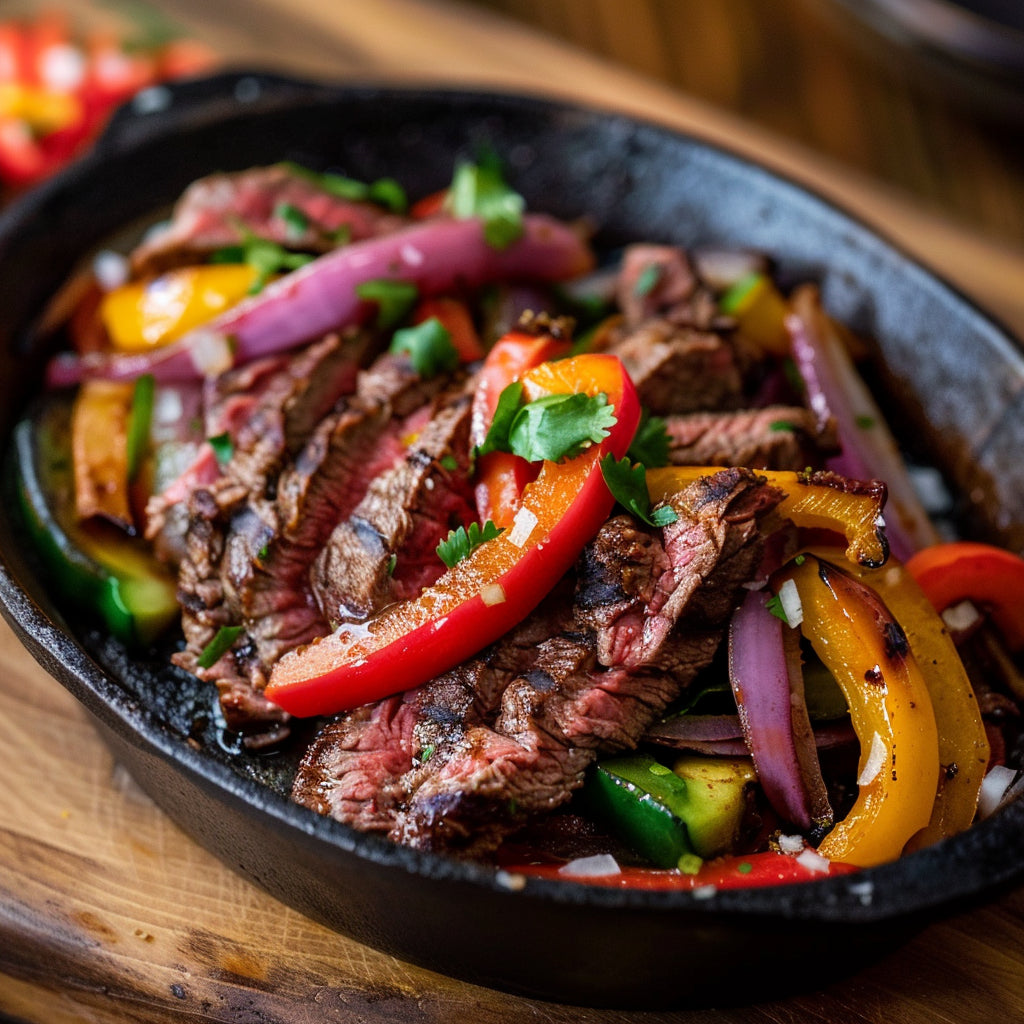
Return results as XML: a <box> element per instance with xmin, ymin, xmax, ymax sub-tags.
<box><xmin>13</xmin><ymin>151</ymin><xmax>1024</xmax><ymax>890</ymax></box>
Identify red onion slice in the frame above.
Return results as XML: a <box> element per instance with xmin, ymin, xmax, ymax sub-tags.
<box><xmin>46</xmin><ymin>213</ymin><xmax>593</xmax><ymax>386</ymax></box>
<box><xmin>728</xmin><ymin>588</ymin><xmax>832</xmax><ymax>830</ymax></box>
<box><xmin>785</xmin><ymin>285</ymin><xmax>938</xmax><ymax>561</ymax></box>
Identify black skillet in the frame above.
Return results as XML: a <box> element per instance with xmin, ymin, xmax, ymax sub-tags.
<box><xmin>1</xmin><ymin>73</ymin><xmax>1023</xmax><ymax>1009</ymax></box>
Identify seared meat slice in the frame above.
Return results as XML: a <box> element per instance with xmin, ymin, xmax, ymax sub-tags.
<box><xmin>293</xmin><ymin>469</ymin><xmax>782</xmax><ymax>856</ymax></box>
<box><xmin>291</xmin><ymin>602</ymin><xmax>568</xmax><ymax>833</ymax></box>
<box><xmin>311</xmin><ymin>389</ymin><xmax>476</xmax><ymax>625</ymax></box>
<box><xmin>606</xmin><ymin>319</ymin><xmax>749</xmax><ymax>415</ymax></box>
<box><xmin>131</xmin><ymin>164</ymin><xmax>405</xmax><ymax>275</ymax></box>
<box><xmin>664</xmin><ymin>405</ymin><xmax>837</xmax><ymax>471</ymax></box>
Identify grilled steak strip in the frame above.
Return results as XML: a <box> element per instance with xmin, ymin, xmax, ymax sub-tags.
<box><xmin>311</xmin><ymin>388</ymin><xmax>476</xmax><ymax>625</ymax></box>
<box><xmin>131</xmin><ymin>164</ymin><xmax>405</xmax><ymax>275</ymax></box>
<box><xmin>293</xmin><ymin>469</ymin><xmax>783</xmax><ymax>855</ymax></box>
<box><xmin>664</xmin><ymin>405</ymin><xmax>838</xmax><ymax>471</ymax></box>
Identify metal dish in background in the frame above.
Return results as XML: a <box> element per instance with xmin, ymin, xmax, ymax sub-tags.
<box><xmin>823</xmin><ymin>0</ymin><xmax>1024</xmax><ymax>120</ymax></box>
<box><xmin>1</xmin><ymin>73</ymin><xmax>1023</xmax><ymax>1009</ymax></box>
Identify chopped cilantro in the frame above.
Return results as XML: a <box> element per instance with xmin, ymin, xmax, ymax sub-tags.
<box><xmin>446</xmin><ymin>151</ymin><xmax>525</xmax><ymax>249</ymax></box>
<box><xmin>855</xmin><ymin>413</ymin><xmax>876</xmax><ymax>430</ymax></box>
<box><xmin>627</xmin><ymin>410</ymin><xmax>671</xmax><ymax>468</ymax></box>
<box><xmin>419</xmin><ymin>744</ymin><xmax>436</xmax><ymax>764</ymax></box>
<box><xmin>439</xmin><ymin>454</ymin><xmax>459</xmax><ymax>471</ymax></box>
<box><xmin>279</xmin><ymin>162</ymin><xmax>408</xmax><ymax>214</ymax></box>
<box><xmin>390</xmin><ymin>317</ymin><xmax>459</xmax><ymax>377</ymax></box>
<box><xmin>765</xmin><ymin>592</ymin><xmax>789</xmax><ymax>624</ymax></box>
<box><xmin>126</xmin><ymin>373</ymin><xmax>155</xmax><ymax>481</ymax></box>
<box><xmin>356</xmin><ymin>279</ymin><xmax>419</xmax><ymax>329</ymax></box>
<box><xmin>477</xmin><ymin>383</ymin><xmax>617</xmax><ymax>464</ymax></box>
<box><xmin>437</xmin><ymin>520</ymin><xmax>504</xmax><ymax>569</ymax></box>
<box><xmin>769</xmin><ymin>420</ymin><xmax>796</xmax><ymax>433</ymax></box>
<box><xmin>737</xmin><ymin>861</ymin><xmax>753</xmax><ymax>875</ymax></box>
<box><xmin>210</xmin><ymin>232</ymin><xmax>314</xmax><ymax>293</ymax></box>
<box><xmin>208</xmin><ymin>432</ymin><xmax>233</xmax><ymax>466</ymax></box>
<box><xmin>633</xmin><ymin>262</ymin><xmax>661</xmax><ymax>297</ymax></box>
<box><xmin>275</xmin><ymin>201</ymin><xmax>309</xmax><ymax>240</ymax></box>
<box><xmin>386</xmin><ymin>553</ymin><xmax>398</xmax><ymax>577</ymax></box>
<box><xmin>197</xmin><ymin>625</ymin><xmax>244</xmax><ymax>669</ymax></box>
<box><xmin>600</xmin><ymin>455</ymin><xmax>679</xmax><ymax>528</ymax></box>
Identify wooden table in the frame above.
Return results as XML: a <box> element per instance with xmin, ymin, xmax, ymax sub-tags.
<box><xmin>2</xmin><ymin>1</ymin><xmax>1024</xmax><ymax>1021</ymax></box>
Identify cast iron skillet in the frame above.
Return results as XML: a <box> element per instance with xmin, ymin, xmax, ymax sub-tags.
<box><xmin>1</xmin><ymin>73</ymin><xmax>1023</xmax><ymax>1009</ymax></box>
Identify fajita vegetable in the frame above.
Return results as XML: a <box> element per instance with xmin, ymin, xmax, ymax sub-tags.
<box><xmin>14</xmin><ymin>152</ymin><xmax>1022</xmax><ymax>889</ymax></box>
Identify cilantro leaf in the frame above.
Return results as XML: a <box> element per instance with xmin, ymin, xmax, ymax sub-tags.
<box><xmin>627</xmin><ymin>410</ymin><xmax>671</xmax><ymax>468</ymax></box>
<box><xmin>275</xmin><ymin>201</ymin><xmax>310</xmax><ymax>241</ymax></box>
<box><xmin>437</xmin><ymin>520</ymin><xmax>504</xmax><ymax>568</ymax></box>
<box><xmin>390</xmin><ymin>317</ymin><xmax>459</xmax><ymax>377</ymax></box>
<box><xmin>210</xmin><ymin>231</ymin><xmax>314</xmax><ymax>294</ymax></box>
<box><xmin>279</xmin><ymin>162</ymin><xmax>408</xmax><ymax>214</ymax></box>
<box><xmin>476</xmin><ymin>381</ymin><xmax>525</xmax><ymax>458</ymax></box>
<box><xmin>633</xmin><ymin>262</ymin><xmax>661</xmax><ymax>297</ymax></box>
<box><xmin>356</xmin><ymin>279</ymin><xmax>419</xmax><ymax>329</ymax></box>
<box><xmin>208</xmin><ymin>432</ymin><xmax>234</xmax><ymax>467</ymax></box>
<box><xmin>508</xmin><ymin>392</ymin><xmax>615</xmax><ymax>463</ymax></box>
<box><xmin>765</xmin><ymin>593</ymin><xmax>789</xmax><ymax>624</ymax></box>
<box><xmin>600</xmin><ymin>455</ymin><xmax>679</xmax><ymax>528</ymax></box>
<box><xmin>446</xmin><ymin>151</ymin><xmax>525</xmax><ymax>249</ymax></box>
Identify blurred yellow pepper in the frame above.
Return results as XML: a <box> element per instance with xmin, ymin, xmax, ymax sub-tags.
<box><xmin>100</xmin><ymin>264</ymin><xmax>265</xmax><ymax>352</ymax></box>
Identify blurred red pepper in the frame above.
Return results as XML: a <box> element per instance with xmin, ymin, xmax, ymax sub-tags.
<box><xmin>470</xmin><ymin>324</ymin><xmax>571</xmax><ymax>528</ymax></box>
<box><xmin>905</xmin><ymin>541</ymin><xmax>1024</xmax><ymax>653</ymax></box>
<box><xmin>0</xmin><ymin>13</ymin><xmax>214</xmax><ymax>191</ymax></box>
<box><xmin>266</xmin><ymin>353</ymin><xmax>640</xmax><ymax>716</ymax></box>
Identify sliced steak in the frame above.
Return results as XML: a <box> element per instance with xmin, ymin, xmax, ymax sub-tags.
<box><xmin>311</xmin><ymin>389</ymin><xmax>476</xmax><ymax>625</ymax></box>
<box><xmin>664</xmin><ymin>405</ymin><xmax>839</xmax><ymax>472</ymax></box>
<box><xmin>293</xmin><ymin>469</ymin><xmax>783</xmax><ymax>856</ymax></box>
<box><xmin>606</xmin><ymin>319</ymin><xmax>749</xmax><ymax>414</ymax></box>
<box><xmin>131</xmin><ymin>164</ymin><xmax>405</xmax><ymax>275</ymax></box>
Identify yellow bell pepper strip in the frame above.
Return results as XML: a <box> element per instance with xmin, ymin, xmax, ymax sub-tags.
<box><xmin>905</xmin><ymin>541</ymin><xmax>1024</xmax><ymax>654</ymax></box>
<box><xmin>773</xmin><ymin>554</ymin><xmax>939</xmax><ymax>867</ymax></box>
<box><xmin>718</xmin><ymin>271</ymin><xmax>790</xmax><ymax>357</ymax></box>
<box><xmin>70</xmin><ymin>379</ymin><xmax>134</xmax><ymax>530</ymax></box>
<box><xmin>100</xmin><ymin>264</ymin><xmax>266</xmax><ymax>353</ymax></box>
<box><xmin>646</xmin><ymin>465</ymin><xmax>888</xmax><ymax>567</ymax></box>
<box><xmin>813</xmin><ymin>549</ymin><xmax>989</xmax><ymax>850</ymax></box>
<box><xmin>265</xmin><ymin>353</ymin><xmax>640</xmax><ymax>717</ymax></box>
<box><xmin>470</xmin><ymin>323</ymin><xmax>572</xmax><ymax>528</ymax></box>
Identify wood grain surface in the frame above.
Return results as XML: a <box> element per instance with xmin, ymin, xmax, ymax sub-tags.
<box><xmin>2</xmin><ymin>1</ymin><xmax>1024</xmax><ymax>1021</ymax></box>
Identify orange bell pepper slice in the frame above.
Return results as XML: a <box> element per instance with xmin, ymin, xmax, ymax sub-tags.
<box><xmin>773</xmin><ymin>555</ymin><xmax>939</xmax><ymax>867</ymax></box>
<box><xmin>470</xmin><ymin>325</ymin><xmax>572</xmax><ymax>529</ymax></box>
<box><xmin>906</xmin><ymin>541</ymin><xmax>1024</xmax><ymax>653</ymax></box>
<box><xmin>266</xmin><ymin>353</ymin><xmax>640</xmax><ymax>716</ymax></box>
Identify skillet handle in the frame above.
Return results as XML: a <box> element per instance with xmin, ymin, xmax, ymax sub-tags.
<box><xmin>91</xmin><ymin>70</ymin><xmax>331</xmax><ymax>158</ymax></box>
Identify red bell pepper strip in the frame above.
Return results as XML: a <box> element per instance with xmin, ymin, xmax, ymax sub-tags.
<box><xmin>905</xmin><ymin>541</ymin><xmax>1024</xmax><ymax>653</ymax></box>
<box><xmin>471</xmin><ymin>325</ymin><xmax>571</xmax><ymax>528</ymax></box>
<box><xmin>497</xmin><ymin>851</ymin><xmax>858</xmax><ymax>891</ymax></box>
<box><xmin>411</xmin><ymin>296</ymin><xmax>484</xmax><ymax>363</ymax></box>
<box><xmin>265</xmin><ymin>353</ymin><xmax>640</xmax><ymax>716</ymax></box>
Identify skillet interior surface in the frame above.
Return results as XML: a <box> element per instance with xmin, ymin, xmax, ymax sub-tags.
<box><xmin>1</xmin><ymin>73</ymin><xmax>1023</xmax><ymax>1008</ymax></box>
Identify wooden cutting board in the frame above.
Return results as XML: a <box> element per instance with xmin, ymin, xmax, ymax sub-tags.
<box><xmin>2</xmin><ymin>1</ymin><xmax>1024</xmax><ymax>1021</ymax></box>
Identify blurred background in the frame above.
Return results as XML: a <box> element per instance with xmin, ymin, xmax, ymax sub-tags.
<box><xmin>2</xmin><ymin>0</ymin><xmax>1023</xmax><ymax>250</ymax></box>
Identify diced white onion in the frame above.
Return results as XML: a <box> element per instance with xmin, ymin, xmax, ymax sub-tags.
<box><xmin>558</xmin><ymin>854</ymin><xmax>621</xmax><ymax>878</ymax></box>
<box><xmin>941</xmin><ymin>600</ymin><xmax>982</xmax><ymax>634</ymax></box>
<box><xmin>190</xmin><ymin>331</ymin><xmax>235</xmax><ymax>376</ymax></box>
<box><xmin>857</xmin><ymin>731</ymin><xmax>887</xmax><ymax>786</ymax></box>
<box><xmin>796</xmin><ymin>848</ymin><xmax>831</xmax><ymax>874</ymax></box>
<box><xmin>777</xmin><ymin>833</ymin><xmax>805</xmax><ymax>855</ymax></box>
<box><xmin>978</xmin><ymin>765</ymin><xmax>1023</xmax><ymax>819</ymax></box>
<box><xmin>777</xmin><ymin>578</ymin><xmax>803</xmax><ymax>628</ymax></box>
<box><xmin>507</xmin><ymin>506</ymin><xmax>538</xmax><ymax>548</ymax></box>
<box><xmin>480</xmin><ymin>583</ymin><xmax>506</xmax><ymax>606</ymax></box>
<box><xmin>92</xmin><ymin>250</ymin><xmax>129</xmax><ymax>292</ymax></box>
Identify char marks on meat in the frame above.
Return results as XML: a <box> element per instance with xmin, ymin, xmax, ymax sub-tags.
<box><xmin>292</xmin><ymin>469</ymin><xmax>783</xmax><ymax>856</ymax></box>
<box><xmin>131</xmin><ymin>164</ymin><xmax>405</xmax><ymax>275</ymax></box>
<box><xmin>664</xmin><ymin>405</ymin><xmax>838</xmax><ymax>471</ymax></box>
